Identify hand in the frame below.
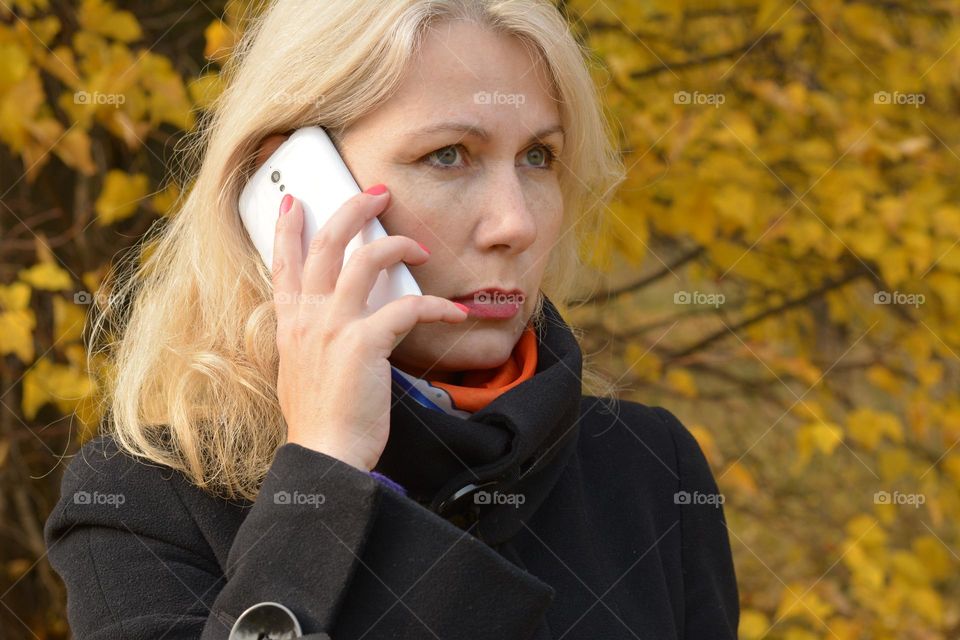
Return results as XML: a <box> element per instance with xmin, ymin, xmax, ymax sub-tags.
<box><xmin>270</xmin><ymin>187</ymin><xmax>468</xmax><ymax>470</ymax></box>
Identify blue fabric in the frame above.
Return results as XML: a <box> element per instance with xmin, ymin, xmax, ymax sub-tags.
<box><xmin>368</xmin><ymin>470</ymin><xmax>407</xmax><ymax>496</ymax></box>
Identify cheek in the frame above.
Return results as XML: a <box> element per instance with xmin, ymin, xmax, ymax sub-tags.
<box><xmin>530</xmin><ymin>182</ymin><xmax>565</xmax><ymax>242</ymax></box>
<box><xmin>377</xmin><ymin>185</ymin><xmax>466</xmax><ymax>262</ymax></box>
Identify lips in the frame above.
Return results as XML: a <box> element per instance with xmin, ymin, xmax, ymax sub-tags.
<box><xmin>449</xmin><ymin>288</ymin><xmax>525</xmax><ymax>319</ymax></box>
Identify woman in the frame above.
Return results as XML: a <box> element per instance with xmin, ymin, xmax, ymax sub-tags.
<box><xmin>44</xmin><ymin>0</ymin><xmax>739</xmax><ymax>638</ymax></box>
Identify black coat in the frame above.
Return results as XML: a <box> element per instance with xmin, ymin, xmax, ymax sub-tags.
<box><xmin>44</xmin><ymin>296</ymin><xmax>739</xmax><ymax>639</ymax></box>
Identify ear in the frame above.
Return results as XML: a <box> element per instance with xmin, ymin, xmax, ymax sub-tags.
<box><xmin>255</xmin><ymin>133</ymin><xmax>291</xmax><ymax>170</ymax></box>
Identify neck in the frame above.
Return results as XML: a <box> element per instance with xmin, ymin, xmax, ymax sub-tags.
<box><xmin>392</xmin><ymin>361</ymin><xmax>461</xmax><ymax>384</ymax></box>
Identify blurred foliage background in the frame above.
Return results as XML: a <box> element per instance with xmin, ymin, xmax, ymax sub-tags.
<box><xmin>1</xmin><ymin>0</ymin><xmax>959</xmax><ymax>638</ymax></box>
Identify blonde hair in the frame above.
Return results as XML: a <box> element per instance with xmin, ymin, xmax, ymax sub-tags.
<box><xmin>89</xmin><ymin>0</ymin><xmax>626</xmax><ymax>500</ymax></box>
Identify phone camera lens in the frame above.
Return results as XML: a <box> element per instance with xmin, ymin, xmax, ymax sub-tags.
<box><xmin>270</xmin><ymin>170</ymin><xmax>281</xmax><ymax>183</ymax></box>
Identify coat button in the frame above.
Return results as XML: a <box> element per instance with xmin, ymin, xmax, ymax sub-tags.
<box><xmin>229</xmin><ymin>601</ymin><xmax>307</xmax><ymax>639</ymax></box>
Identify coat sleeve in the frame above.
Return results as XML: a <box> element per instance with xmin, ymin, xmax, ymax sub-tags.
<box><xmin>655</xmin><ymin>407</ymin><xmax>740</xmax><ymax>639</ymax></box>
<box><xmin>44</xmin><ymin>436</ymin><xmax>555</xmax><ymax>639</ymax></box>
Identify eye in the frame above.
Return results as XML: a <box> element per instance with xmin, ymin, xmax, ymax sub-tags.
<box><xmin>520</xmin><ymin>143</ymin><xmax>558</xmax><ymax>169</ymax></box>
<box><xmin>421</xmin><ymin>142</ymin><xmax>559</xmax><ymax>171</ymax></box>
<box><xmin>424</xmin><ymin>144</ymin><xmax>466</xmax><ymax>169</ymax></box>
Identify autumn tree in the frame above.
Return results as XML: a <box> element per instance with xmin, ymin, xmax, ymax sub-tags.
<box><xmin>1</xmin><ymin>1</ymin><xmax>958</xmax><ymax>638</ymax></box>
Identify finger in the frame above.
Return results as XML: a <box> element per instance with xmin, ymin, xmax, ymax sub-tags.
<box><xmin>330</xmin><ymin>235</ymin><xmax>431</xmax><ymax>317</ymax></box>
<box><xmin>272</xmin><ymin>194</ymin><xmax>303</xmax><ymax>336</ymax></box>
<box><xmin>363</xmin><ymin>294</ymin><xmax>469</xmax><ymax>354</ymax></box>
<box><xmin>301</xmin><ymin>188</ymin><xmax>391</xmax><ymax>297</ymax></box>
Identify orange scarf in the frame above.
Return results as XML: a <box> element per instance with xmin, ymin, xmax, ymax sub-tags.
<box><xmin>425</xmin><ymin>326</ymin><xmax>538</xmax><ymax>413</ymax></box>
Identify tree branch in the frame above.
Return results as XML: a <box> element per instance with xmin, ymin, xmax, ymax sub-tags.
<box><xmin>573</xmin><ymin>246</ymin><xmax>705</xmax><ymax>305</ymax></box>
<box><xmin>667</xmin><ymin>269</ymin><xmax>869</xmax><ymax>360</ymax></box>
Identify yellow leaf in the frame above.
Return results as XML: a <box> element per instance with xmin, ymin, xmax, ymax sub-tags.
<box><xmin>187</xmin><ymin>72</ymin><xmax>224</xmax><ymax>111</ymax></box>
<box><xmin>721</xmin><ymin>461</ymin><xmax>759</xmax><ymax>496</ymax></box>
<box><xmin>54</xmin><ymin>127</ymin><xmax>96</xmax><ymax>175</ymax></box>
<box><xmin>0</xmin><ymin>42</ymin><xmax>30</xmax><ymax>91</ymax></box>
<box><xmin>138</xmin><ymin>52</ymin><xmax>194</xmax><ymax>130</ymax></box>
<box><xmin>890</xmin><ymin>550</ymin><xmax>931</xmax><ymax>588</ymax></box>
<box><xmin>150</xmin><ymin>181</ymin><xmax>180</xmax><ymax>217</ymax></box>
<box><xmin>19</xmin><ymin>262</ymin><xmax>72</xmax><ymax>291</ymax></box>
<box><xmin>845</xmin><ymin>544</ymin><xmax>885</xmax><ymax>591</ymax></box>
<box><xmin>608</xmin><ymin>199</ymin><xmax>649</xmax><ymax>264</ymax></box>
<box><xmin>22</xmin><ymin>357</ymin><xmax>95</xmax><ymax>420</ymax></box>
<box><xmin>53</xmin><ymin>296</ymin><xmax>88</xmax><ymax>345</ymax></box>
<box><xmin>738</xmin><ymin>609</ymin><xmax>769</xmax><ymax>640</ymax></box>
<box><xmin>688</xmin><ymin>424</ymin><xmax>718</xmax><ymax>465</ymax></box>
<box><xmin>21</xmin><ymin>15</ymin><xmax>61</xmax><ymax>47</ymax></box>
<box><xmin>877</xmin><ymin>246</ymin><xmax>909</xmax><ymax>288</ymax></box>
<box><xmin>821</xmin><ymin>618</ymin><xmax>865</xmax><ymax>640</ymax></box>
<box><xmin>0</xmin><ymin>309</ymin><xmax>36</xmax><ymax>362</ymax></box>
<box><xmin>842</xmin><ymin>4</ymin><xmax>898</xmax><ymax>49</ymax></box>
<box><xmin>95</xmin><ymin>170</ymin><xmax>149</xmax><ymax>224</ymax></box>
<box><xmin>712</xmin><ymin>184</ymin><xmax>755</xmax><ymax>230</ymax></box>
<box><xmin>867</xmin><ymin>365</ymin><xmax>902</xmax><ymax>395</ymax></box>
<box><xmin>906</xmin><ymin>587</ymin><xmax>943</xmax><ymax>625</ymax></box>
<box><xmin>204</xmin><ymin>20</ymin><xmax>236</xmax><ymax>64</ymax></box>
<box><xmin>775</xmin><ymin>585</ymin><xmax>834</xmax><ymax>624</ymax></box>
<box><xmin>878</xmin><ymin>447</ymin><xmax>912</xmax><ymax>481</ymax></box>
<box><xmin>40</xmin><ymin>45</ymin><xmax>79</xmax><ymax>88</ymax></box>
<box><xmin>78</xmin><ymin>0</ymin><xmax>142</xmax><ymax>42</ymax></box>
<box><xmin>942</xmin><ymin>455</ymin><xmax>960</xmax><ymax>485</ymax></box>
<box><xmin>795</xmin><ymin>420</ymin><xmax>844</xmax><ymax>469</ymax></box>
<box><xmin>0</xmin><ymin>282</ymin><xmax>31</xmax><ymax>311</ymax></box>
<box><xmin>80</xmin><ymin>267</ymin><xmax>108</xmax><ymax>300</ymax></box>
<box><xmin>755</xmin><ymin>0</ymin><xmax>789</xmax><ymax>32</ymax></box>
<box><xmin>911</xmin><ymin>535</ymin><xmax>953</xmax><ymax>582</ymax></box>
<box><xmin>916</xmin><ymin>360</ymin><xmax>943</xmax><ymax>388</ymax></box>
<box><xmin>625</xmin><ymin>343</ymin><xmax>661</xmax><ymax>382</ymax></box>
<box><xmin>845</xmin><ymin>514</ymin><xmax>886</xmax><ymax>547</ymax></box>
<box><xmin>846</xmin><ymin>408</ymin><xmax>903</xmax><ymax>451</ymax></box>
<box><xmin>845</xmin><ymin>218</ymin><xmax>887</xmax><ymax>260</ymax></box>
<box><xmin>665</xmin><ymin>368</ymin><xmax>697</xmax><ymax>398</ymax></box>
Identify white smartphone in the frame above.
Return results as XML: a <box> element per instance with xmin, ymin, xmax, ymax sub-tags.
<box><xmin>238</xmin><ymin>126</ymin><xmax>422</xmax><ymax>313</ymax></box>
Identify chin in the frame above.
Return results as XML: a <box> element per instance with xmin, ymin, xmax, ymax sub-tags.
<box><xmin>393</xmin><ymin>321</ymin><xmax>523</xmax><ymax>374</ymax></box>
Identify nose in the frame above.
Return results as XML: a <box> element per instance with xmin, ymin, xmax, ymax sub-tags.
<box><xmin>473</xmin><ymin>168</ymin><xmax>538</xmax><ymax>254</ymax></box>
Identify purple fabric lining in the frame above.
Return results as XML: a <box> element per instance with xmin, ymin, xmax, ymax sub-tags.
<box><xmin>369</xmin><ymin>470</ymin><xmax>407</xmax><ymax>496</ymax></box>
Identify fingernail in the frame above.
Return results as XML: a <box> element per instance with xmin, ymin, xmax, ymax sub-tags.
<box><xmin>453</xmin><ymin>302</ymin><xmax>469</xmax><ymax>314</ymax></box>
<box><xmin>417</xmin><ymin>241</ymin><xmax>430</xmax><ymax>255</ymax></box>
<box><xmin>364</xmin><ymin>184</ymin><xmax>387</xmax><ymax>196</ymax></box>
<box><xmin>280</xmin><ymin>194</ymin><xmax>294</xmax><ymax>214</ymax></box>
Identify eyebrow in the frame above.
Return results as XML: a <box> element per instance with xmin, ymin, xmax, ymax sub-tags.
<box><xmin>403</xmin><ymin>121</ymin><xmax>565</xmax><ymax>146</ymax></box>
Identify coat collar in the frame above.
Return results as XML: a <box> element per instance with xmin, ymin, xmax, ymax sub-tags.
<box><xmin>375</xmin><ymin>294</ymin><xmax>584</xmax><ymax>545</ymax></box>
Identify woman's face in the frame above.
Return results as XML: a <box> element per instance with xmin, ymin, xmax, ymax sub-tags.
<box><xmin>336</xmin><ymin>20</ymin><xmax>565</xmax><ymax>379</ymax></box>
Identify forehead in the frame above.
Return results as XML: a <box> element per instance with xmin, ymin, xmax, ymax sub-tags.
<box><xmin>365</xmin><ymin>20</ymin><xmax>560</xmax><ymax>132</ymax></box>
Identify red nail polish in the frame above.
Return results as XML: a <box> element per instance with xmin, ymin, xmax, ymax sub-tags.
<box><xmin>417</xmin><ymin>241</ymin><xmax>430</xmax><ymax>255</ymax></box>
<box><xmin>453</xmin><ymin>302</ymin><xmax>469</xmax><ymax>314</ymax></box>
<box><xmin>280</xmin><ymin>194</ymin><xmax>293</xmax><ymax>214</ymax></box>
<box><xmin>364</xmin><ymin>184</ymin><xmax>387</xmax><ymax>196</ymax></box>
